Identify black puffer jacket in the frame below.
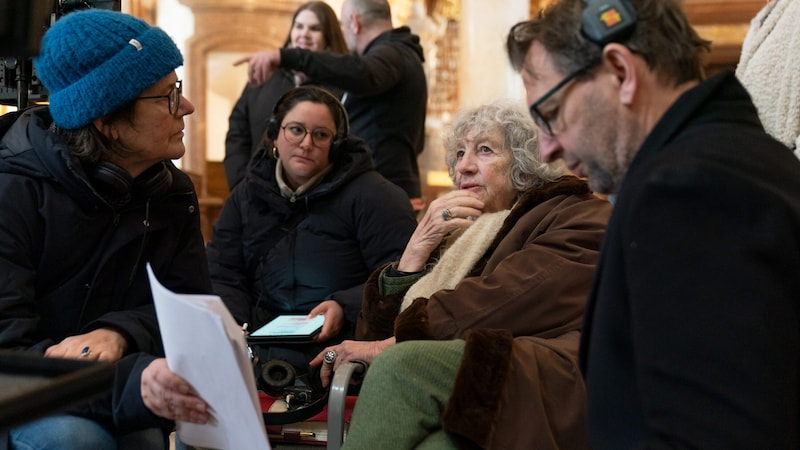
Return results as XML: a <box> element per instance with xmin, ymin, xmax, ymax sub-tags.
<box><xmin>0</xmin><ymin>107</ymin><xmax>212</xmax><ymax>434</ymax></box>
<box><xmin>207</xmin><ymin>135</ymin><xmax>416</xmax><ymax>341</ymax></box>
<box><xmin>0</xmin><ymin>106</ymin><xmax>212</xmax><ymax>352</ymax></box>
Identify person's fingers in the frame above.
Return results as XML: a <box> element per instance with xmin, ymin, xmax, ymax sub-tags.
<box><xmin>171</xmin><ymin>395</ymin><xmax>210</xmax><ymax>423</ymax></box>
<box><xmin>318</xmin><ymin>361</ymin><xmax>333</xmax><ymax>388</ymax></box>
<box><xmin>142</xmin><ymin>364</ymin><xmax>209</xmax><ymax>423</ymax></box>
<box><xmin>232</xmin><ymin>55</ymin><xmax>251</xmax><ymax>66</ymax></box>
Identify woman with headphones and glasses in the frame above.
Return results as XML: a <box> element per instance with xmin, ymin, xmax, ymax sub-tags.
<box><xmin>137</xmin><ymin>86</ymin><xmax>417</xmax><ymax>426</ymax></box>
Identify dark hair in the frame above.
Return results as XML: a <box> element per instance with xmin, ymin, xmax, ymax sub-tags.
<box><xmin>55</xmin><ymin>99</ymin><xmax>138</xmax><ymax>165</ymax></box>
<box><xmin>507</xmin><ymin>0</ymin><xmax>711</xmax><ymax>87</ymax></box>
<box><xmin>282</xmin><ymin>1</ymin><xmax>348</xmax><ymax>55</ymax></box>
<box><xmin>273</xmin><ymin>86</ymin><xmax>348</xmax><ymax>139</ymax></box>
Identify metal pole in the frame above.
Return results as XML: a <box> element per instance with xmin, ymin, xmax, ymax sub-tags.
<box><xmin>16</xmin><ymin>58</ymin><xmax>29</xmax><ymax>109</ymax></box>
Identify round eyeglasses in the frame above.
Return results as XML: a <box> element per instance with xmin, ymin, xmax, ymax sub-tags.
<box><xmin>281</xmin><ymin>122</ymin><xmax>335</xmax><ymax>147</ymax></box>
<box><xmin>137</xmin><ymin>80</ymin><xmax>182</xmax><ymax>115</ymax></box>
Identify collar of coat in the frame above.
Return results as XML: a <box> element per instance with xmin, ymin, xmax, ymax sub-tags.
<box><xmin>466</xmin><ymin>175</ymin><xmax>591</xmax><ymax>278</ymax></box>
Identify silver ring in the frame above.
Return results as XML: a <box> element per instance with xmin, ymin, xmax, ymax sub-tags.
<box><xmin>441</xmin><ymin>208</ymin><xmax>453</xmax><ymax>221</ymax></box>
<box><xmin>323</xmin><ymin>349</ymin><xmax>338</xmax><ymax>365</ymax></box>
<box><xmin>80</xmin><ymin>346</ymin><xmax>91</xmax><ymax>357</ymax></box>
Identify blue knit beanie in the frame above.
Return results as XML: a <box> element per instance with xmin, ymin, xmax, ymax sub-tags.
<box><xmin>34</xmin><ymin>9</ymin><xmax>183</xmax><ymax>129</ymax></box>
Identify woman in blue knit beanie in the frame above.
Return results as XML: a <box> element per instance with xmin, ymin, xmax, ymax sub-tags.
<box><xmin>0</xmin><ymin>8</ymin><xmax>213</xmax><ymax>450</ymax></box>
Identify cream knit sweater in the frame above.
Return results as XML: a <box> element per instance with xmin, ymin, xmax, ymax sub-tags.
<box><xmin>736</xmin><ymin>0</ymin><xmax>800</xmax><ymax>158</ymax></box>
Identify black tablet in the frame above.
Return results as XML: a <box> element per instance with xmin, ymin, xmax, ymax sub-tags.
<box><xmin>247</xmin><ymin>315</ymin><xmax>324</xmax><ymax>344</ymax></box>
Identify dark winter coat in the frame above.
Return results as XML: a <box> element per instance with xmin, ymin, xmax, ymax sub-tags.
<box><xmin>207</xmin><ymin>135</ymin><xmax>416</xmax><ymax>358</ymax></box>
<box><xmin>0</xmin><ymin>107</ymin><xmax>212</xmax><ymax>435</ymax></box>
<box><xmin>280</xmin><ymin>27</ymin><xmax>427</xmax><ymax>198</ymax></box>
<box><xmin>581</xmin><ymin>70</ymin><xmax>800</xmax><ymax>449</ymax></box>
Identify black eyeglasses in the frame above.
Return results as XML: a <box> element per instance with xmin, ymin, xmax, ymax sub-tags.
<box><xmin>530</xmin><ymin>67</ymin><xmax>589</xmax><ymax>136</ymax></box>
<box><xmin>281</xmin><ymin>122</ymin><xmax>335</xmax><ymax>147</ymax></box>
<box><xmin>137</xmin><ymin>80</ymin><xmax>182</xmax><ymax>115</ymax></box>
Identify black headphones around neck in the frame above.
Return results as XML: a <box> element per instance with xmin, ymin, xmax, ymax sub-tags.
<box><xmin>265</xmin><ymin>86</ymin><xmax>350</xmax><ymax>163</ymax></box>
<box><xmin>91</xmin><ymin>160</ymin><xmax>173</xmax><ymax>209</ymax></box>
<box><xmin>581</xmin><ymin>0</ymin><xmax>637</xmax><ymax>46</ymax></box>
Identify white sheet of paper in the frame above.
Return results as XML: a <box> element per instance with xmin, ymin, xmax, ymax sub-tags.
<box><xmin>147</xmin><ymin>265</ymin><xmax>270</xmax><ymax>450</ymax></box>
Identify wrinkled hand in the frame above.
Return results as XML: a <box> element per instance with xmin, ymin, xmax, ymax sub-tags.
<box><xmin>233</xmin><ymin>50</ymin><xmax>281</xmax><ymax>85</ymax></box>
<box><xmin>141</xmin><ymin>358</ymin><xmax>211</xmax><ymax>424</ymax></box>
<box><xmin>45</xmin><ymin>327</ymin><xmax>129</xmax><ymax>362</ymax></box>
<box><xmin>309</xmin><ymin>300</ymin><xmax>344</xmax><ymax>343</ymax></box>
<box><xmin>397</xmin><ymin>190</ymin><xmax>484</xmax><ymax>272</ymax></box>
<box><xmin>310</xmin><ymin>337</ymin><xmax>395</xmax><ymax>388</ymax></box>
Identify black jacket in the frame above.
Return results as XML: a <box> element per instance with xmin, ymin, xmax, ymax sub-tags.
<box><xmin>281</xmin><ymin>27</ymin><xmax>427</xmax><ymax>198</ymax></box>
<box><xmin>580</xmin><ymin>71</ymin><xmax>800</xmax><ymax>449</ymax></box>
<box><xmin>223</xmin><ymin>69</ymin><xmax>344</xmax><ymax>190</ymax></box>
<box><xmin>0</xmin><ymin>107</ymin><xmax>213</xmax><ymax>434</ymax></box>
<box><xmin>208</xmin><ymin>135</ymin><xmax>416</xmax><ymax>347</ymax></box>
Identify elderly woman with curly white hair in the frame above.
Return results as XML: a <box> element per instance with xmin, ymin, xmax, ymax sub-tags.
<box><xmin>312</xmin><ymin>99</ymin><xmax>612</xmax><ymax>450</ymax></box>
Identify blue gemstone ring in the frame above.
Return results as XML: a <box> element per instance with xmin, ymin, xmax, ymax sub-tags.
<box><xmin>80</xmin><ymin>346</ymin><xmax>91</xmax><ymax>357</ymax></box>
<box><xmin>441</xmin><ymin>209</ymin><xmax>453</xmax><ymax>221</ymax></box>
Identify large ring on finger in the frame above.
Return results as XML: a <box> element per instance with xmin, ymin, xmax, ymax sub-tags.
<box><xmin>80</xmin><ymin>346</ymin><xmax>91</xmax><ymax>358</ymax></box>
<box><xmin>323</xmin><ymin>349</ymin><xmax>338</xmax><ymax>365</ymax></box>
<box><xmin>441</xmin><ymin>208</ymin><xmax>453</xmax><ymax>221</ymax></box>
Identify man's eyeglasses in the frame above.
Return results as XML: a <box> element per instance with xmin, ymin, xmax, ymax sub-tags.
<box><xmin>137</xmin><ymin>80</ymin><xmax>182</xmax><ymax>115</ymax></box>
<box><xmin>530</xmin><ymin>67</ymin><xmax>589</xmax><ymax>136</ymax></box>
<box><xmin>281</xmin><ymin>122</ymin><xmax>335</xmax><ymax>147</ymax></box>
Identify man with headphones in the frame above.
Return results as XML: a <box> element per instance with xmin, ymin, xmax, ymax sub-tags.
<box><xmin>141</xmin><ymin>86</ymin><xmax>417</xmax><ymax>433</ymax></box>
<box><xmin>508</xmin><ymin>0</ymin><xmax>800</xmax><ymax>448</ymax></box>
<box><xmin>0</xmin><ymin>9</ymin><xmax>213</xmax><ymax>449</ymax></box>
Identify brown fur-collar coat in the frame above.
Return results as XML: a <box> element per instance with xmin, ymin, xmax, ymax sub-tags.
<box><xmin>356</xmin><ymin>176</ymin><xmax>611</xmax><ymax>449</ymax></box>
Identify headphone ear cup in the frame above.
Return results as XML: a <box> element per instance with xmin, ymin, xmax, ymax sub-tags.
<box><xmin>134</xmin><ymin>161</ymin><xmax>173</xmax><ymax>199</ymax></box>
<box><xmin>329</xmin><ymin>94</ymin><xmax>349</xmax><ymax>163</ymax></box>
<box><xmin>329</xmin><ymin>136</ymin><xmax>347</xmax><ymax>163</ymax></box>
<box><xmin>91</xmin><ymin>161</ymin><xmax>134</xmax><ymax>208</ymax></box>
<box><xmin>581</xmin><ymin>0</ymin><xmax>637</xmax><ymax>45</ymax></box>
<box><xmin>266</xmin><ymin>118</ymin><xmax>280</xmax><ymax>141</ymax></box>
<box><xmin>91</xmin><ymin>161</ymin><xmax>173</xmax><ymax>207</ymax></box>
<box><xmin>259</xmin><ymin>359</ymin><xmax>297</xmax><ymax>397</ymax></box>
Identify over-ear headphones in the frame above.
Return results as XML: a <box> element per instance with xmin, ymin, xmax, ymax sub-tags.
<box><xmin>91</xmin><ymin>160</ymin><xmax>173</xmax><ymax>209</ymax></box>
<box><xmin>265</xmin><ymin>86</ymin><xmax>350</xmax><ymax>163</ymax></box>
<box><xmin>258</xmin><ymin>359</ymin><xmax>328</xmax><ymax>425</ymax></box>
<box><xmin>581</xmin><ymin>0</ymin><xmax>637</xmax><ymax>46</ymax></box>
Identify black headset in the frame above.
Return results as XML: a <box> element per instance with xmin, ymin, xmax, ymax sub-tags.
<box><xmin>91</xmin><ymin>160</ymin><xmax>173</xmax><ymax>209</ymax></box>
<box><xmin>581</xmin><ymin>0</ymin><xmax>637</xmax><ymax>46</ymax></box>
<box><xmin>265</xmin><ymin>86</ymin><xmax>350</xmax><ymax>163</ymax></box>
<box><xmin>258</xmin><ymin>359</ymin><xmax>328</xmax><ymax>425</ymax></box>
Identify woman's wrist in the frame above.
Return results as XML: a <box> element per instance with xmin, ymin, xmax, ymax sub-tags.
<box><xmin>387</xmin><ymin>263</ymin><xmax>423</xmax><ymax>277</ymax></box>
